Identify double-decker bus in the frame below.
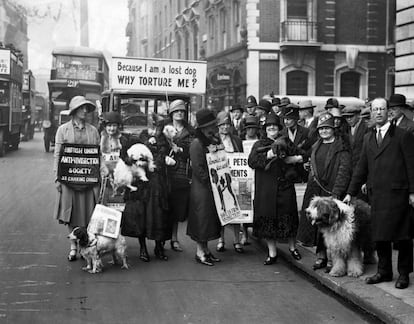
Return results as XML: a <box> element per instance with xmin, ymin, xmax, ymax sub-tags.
<box><xmin>43</xmin><ymin>46</ymin><xmax>109</xmax><ymax>152</ymax></box>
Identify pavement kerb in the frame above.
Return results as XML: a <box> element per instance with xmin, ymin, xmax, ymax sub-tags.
<box><xmin>253</xmin><ymin>237</ymin><xmax>414</xmax><ymax>324</ymax></box>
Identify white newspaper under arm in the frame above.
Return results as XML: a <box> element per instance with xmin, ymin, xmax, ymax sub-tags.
<box><xmin>206</xmin><ymin>149</ymin><xmax>242</xmax><ymax>225</ymax></box>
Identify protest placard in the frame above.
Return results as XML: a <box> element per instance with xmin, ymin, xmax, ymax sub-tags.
<box><xmin>101</xmin><ymin>151</ymin><xmax>125</xmax><ymax>211</ymax></box>
<box><xmin>58</xmin><ymin>144</ymin><xmax>100</xmax><ymax>190</ymax></box>
<box><xmin>206</xmin><ymin>149</ymin><xmax>242</xmax><ymax>225</ymax></box>
<box><xmin>111</xmin><ymin>57</ymin><xmax>207</xmax><ymax>94</ymax></box>
<box><xmin>87</xmin><ymin>204</ymin><xmax>122</xmax><ymax>239</ymax></box>
<box><xmin>228</xmin><ymin>153</ymin><xmax>254</xmax><ymax>224</ymax></box>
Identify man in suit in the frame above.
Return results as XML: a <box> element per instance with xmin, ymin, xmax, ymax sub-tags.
<box><xmin>230</xmin><ymin>104</ymin><xmax>244</xmax><ymax>137</ymax></box>
<box><xmin>342</xmin><ymin>105</ymin><xmax>368</xmax><ymax>170</ymax></box>
<box><xmin>344</xmin><ymin>97</ymin><xmax>414</xmax><ymax>289</ymax></box>
<box><xmin>388</xmin><ymin>93</ymin><xmax>414</xmax><ymax>134</ymax></box>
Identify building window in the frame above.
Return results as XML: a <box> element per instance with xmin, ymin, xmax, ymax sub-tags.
<box><xmin>287</xmin><ymin>0</ymin><xmax>307</xmax><ymax>19</ymax></box>
<box><xmin>220</xmin><ymin>8</ymin><xmax>227</xmax><ymax>50</ymax></box>
<box><xmin>184</xmin><ymin>31</ymin><xmax>190</xmax><ymax>60</ymax></box>
<box><xmin>208</xmin><ymin>15</ymin><xmax>216</xmax><ymax>53</ymax></box>
<box><xmin>193</xmin><ymin>25</ymin><xmax>198</xmax><ymax>60</ymax></box>
<box><xmin>287</xmin><ymin>70</ymin><xmax>308</xmax><ymax>95</ymax></box>
<box><xmin>176</xmin><ymin>34</ymin><xmax>182</xmax><ymax>59</ymax></box>
<box><xmin>340</xmin><ymin>71</ymin><xmax>360</xmax><ymax>97</ymax></box>
<box><xmin>233</xmin><ymin>0</ymin><xmax>241</xmax><ymax>44</ymax></box>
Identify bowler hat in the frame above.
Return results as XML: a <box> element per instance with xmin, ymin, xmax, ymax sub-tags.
<box><xmin>243</xmin><ymin>116</ymin><xmax>259</xmax><ymax>129</ymax></box>
<box><xmin>389</xmin><ymin>94</ymin><xmax>411</xmax><ymax>109</ymax></box>
<box><xmin>278</xmin><ymin>97</ymin><xmax>291</xmax><ymax>107</ymax></box>
<box><xmin>325</xmin><ymin>98</ymin><xmax>345</xmax><ymax>110</ymax></box>
<box><xmin>196</xmin><ymin>109</ymin><xmax>217</xmax><ymax>128</ymax></box>
<box><xmin>264</xmin><ymin>113</ymin><xmax>283</xmax><ymax>129</ymax></box>
<box><xmin>317</xmin><ymin>112</ymin><xmax>335</xmax><ymax>129</ymax></box>
<box><xmin>271</xmin><ymin>97</ymin><xmax>281</xmax><ymax>107</ymax></box>
<box><xmin>298</xmin><ymin>99</ymin><xmax>316</xmax><ymax>110</ymax></box>
<box><xmin>246</xmin><ymin>95</ymin><xmax>257</xmax><ymax>108</ymax></box>
<box><xmin>103</xmin><ymin>111</ymin><xmax>122</xmax><ymax>125</ymax></box>
<box><xmin>230</xmin><ymin>104</ymin><xmax>244</xmax><ymax>112</ymax></box>
<box><xmin>216</xmin><ymin>111</ymin><xmax>231</xmax><ymax>126</ymax></box>
<box><xmin>256</xmin><ymin>99</ymin><xmax>272</xmax><ymax>114</ymax></box>
<box><xmin>283</xmin><ymin>103</ymin><xmax>300</xmax><ymax>120</ymax></box>
<box><xmin>342</xmin><ymin>106</ymin><xmax>362</xmax><ymax>117</ymax></box>
<box><xmin>68</xmin><ymin>96</ymin><xmax>96</xmax><ymax>115</ymax></box>
<box><xmin>169</xmin><ymin>99</ymin><xmax>187</xmax><ymax>114</ymax></box>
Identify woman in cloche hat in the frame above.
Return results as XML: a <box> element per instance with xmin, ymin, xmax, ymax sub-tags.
<box><xmin>166</xmin><ymin>99</ymin><xmax>195</xmax><ymax>253</ymax></box>
<box><xmin>248</xmin><ymin>114</ymin><xmax>304</xmax><ymax>265</ymax></box>
<box><xmin>187</xmin><ymin>109</ymin><xmax>222</xmax><ymax>266</ymax></box>
<box><xmin>297</xmin><ymin>112</ymin><xmax>352</xmax><ymax>272</ymax></box>
<box><xmin>53</xmin><ymin>96</ymin><xmax>104</xmax><ymax>262</ymax></box>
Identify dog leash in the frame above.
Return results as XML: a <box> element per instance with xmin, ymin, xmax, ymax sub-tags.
<box><xmin>312</xmin><ymin>175</ymin><xmax>334</xmax><ymax>196</ymax></box>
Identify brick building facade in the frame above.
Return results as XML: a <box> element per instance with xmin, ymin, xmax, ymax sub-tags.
<box><xmin>126</xmin><ymin>0</ymin><xmax>395</xmax><ymax>109</ymax></box>
<box><xmin>395</xmin><ymin>0</ymin><xmax>414</xmax><ymax>99</ymax></box>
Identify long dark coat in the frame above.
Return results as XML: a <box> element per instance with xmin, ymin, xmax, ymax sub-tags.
<box><xmin>348</xmin><ymin>125</ymin><xmax>414</xmax><ymax>241</ymax></box>
<box><xmin>186</xmin><ymin>131</ymin><xmax>221</xmax><ymax>242</ymax></box>
<box><xmin>281</xmin><ymin>124</ymin><xmax>310</xmax><ymax>182</ymax></box>
<box><xmin>168</xmin><ymin>125</ymin><xmax>194</xmax><ymax>222</ymax></box>
<box><xmin>248</xmin><ymin>135</ymin><xmax>299</xmax><ymax>240</ymax></box>
<box><xmin>121</xmin><ymin>129</ymin><xmax>172</xmax><ymax>241</ymax></box>
<box><xmin>348</xmin><ymin>121</ymin><xmax>368</xmax><ymax>170</ymax></box>
<box><xmin>297</xmin><ymin>137</ymin><xmax>352</xmax><ymax>246</ymax></box>
<box><xmin>398</xmin><ymin>115</ymin><xmax>414</xmax><ymax>135</ymax></box>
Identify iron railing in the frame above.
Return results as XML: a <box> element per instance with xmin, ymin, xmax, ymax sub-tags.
<box><xmin>281</xmin><ymin>20</ymin><xmax>318</xmax><ymax>42</ymax></box>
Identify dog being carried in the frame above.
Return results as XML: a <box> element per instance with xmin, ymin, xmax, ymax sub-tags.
<box><xmin>306</xmin><ymin>196</ymin><xmax>373</xmax><ymax>277</ymax></box>
<box><xmin>68</xmin><ymin>227</ymin><xmax>129</xmax><ymax>274</ymax></box>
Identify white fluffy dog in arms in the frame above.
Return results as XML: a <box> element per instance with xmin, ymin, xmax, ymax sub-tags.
<box><xmin>113</xmin><ymin>143</ymin><xmax>156</xmax><ymax>191</ymax></box>
<box><xmin>68</xmin><ymin>227</ymin><xmax>128</xmax><ymax>274</ymax></box>
<box><xmin>163</xmin><ymin>124</ymin><xmax>178</xmax><ymax>166</ymax></box>
<box><xmin>306</xmin><ymin>196</ymin><xmax>373</xmax><ymax>278</ymax></box>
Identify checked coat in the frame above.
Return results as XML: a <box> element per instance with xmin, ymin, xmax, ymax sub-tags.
<box><xmin>347</xmin><ymin>124</ymin><xmax>414</xmax><ymax>241</ymax></box>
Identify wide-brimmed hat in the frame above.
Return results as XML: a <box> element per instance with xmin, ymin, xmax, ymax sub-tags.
<box><xmin>283</xmin><ymin>103</ymin><xmax>300</xmax><ymax>120</ymax></box>
<box><xmin>264</xmin><ymin>113</ymin><xmax>283</xmax><ymax>129</ymax></box>
<box><xmin>195</xmin><ymin>109</ymin><xmax>217</xmax><ymax>128</ymax></box>
<box><xmin>68</xmin><ymin>96</ymin><xmax>96</xmax><ymax>115</ymax></box>
<box><xmin>216</xmin><ymin>111</ymin><xmax>231</xmax><ymax>126</ymax></box>
<box><xmin>246</xmin><ymin>95</ymin><xmax>257</xmax><ymax>108</ymax></box>
<box><xmin>298</xmin><ymin>99</ymin><xmax>316</xmax><ymax>110</ymax></box>
<box><xmin>243</xmin><ymin>115</ymin><xmax>259</xmax><ymax>129</ymax></box>
<box><xmin>169</xmin><ymin>99</ymin><xmax>187</xmax><ymax>114</ymax></box>
<box><xmin>389</xmin><ymin>94</ymin><xmax>411</xmax><ymax>109</ymax></box>
<box><xmin>278</xmin><ymin>97</ymin><xmax>291</xmax><ymax>107</ymax></box>
<box><xmin>230</xmin><ymin>104</ymin><xmax>244</xmax><ymax>112</ymax></box>
<box><xmin>342</xmin><ymin>106</ymin><xmax>362</xmax><ymax>117</ymax></box>
<box><xmin>255</xmin><ymin>99</ymin><xmax>272</xmax><ymax>114</ymax></box>
<box><xmin>103</xmin><ymin>111</ymin><xmax>122</xmax><ymax>125</ymax></box>
<box><xmin>317</xmin><ymin>112</ymin><xmax>335</xmax><ymax>129</ymax></box>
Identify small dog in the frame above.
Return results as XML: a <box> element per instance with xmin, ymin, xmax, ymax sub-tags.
<box><xmin>113</xmin><ymin>143</ymin><xmax>156</xmax><ymax>191</ymax></box>
<box><xmin>68</xmin><ymin>227</ymin><xmax>129</xmax><ymax>274</ymax></box>
<box><xmin>306</xmin><ymin>196</ymin><xmax>373</xmax><ymax>278</ymax></box>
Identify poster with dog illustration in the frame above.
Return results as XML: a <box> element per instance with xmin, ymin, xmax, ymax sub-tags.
<box><xmin>227</xmin><ymin>152</ymin><xmax>254</xmax><ymax>224</ymax></box>
<box><xmin>206</xmin><ymin>149</ymin><xmax>242</xmax><ymax>225</ymax></box>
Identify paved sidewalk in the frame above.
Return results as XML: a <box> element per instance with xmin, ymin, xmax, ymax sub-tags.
<box><xmin>264</xmin><ymin>184</ymin><xmax>414</xmax><ymax>323</ymax></box>
<box><xmin>274</xmin><ymin>242</ymin><xmax>414</xmax><ymax>324</ymax></box>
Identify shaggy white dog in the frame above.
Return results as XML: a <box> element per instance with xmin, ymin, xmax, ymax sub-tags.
<box><xmin>113</xmin><ymin>143</ymin><xmax>156</xmax><ymax>191</ymax></box>
<box><xmin>306</xmin><ymin>196</ymin><xmax>372</xmax><ymax>278</ymax></box>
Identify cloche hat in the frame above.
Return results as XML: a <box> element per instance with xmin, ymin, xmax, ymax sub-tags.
<box><xmin>195</xmin><ymin>109</ymin><xmax>217</xmax><ymax>128</ymax></box>
<box><xmin>317</xmin><ymin>112</ymin><xmax>335</xmax><ymax>129</ymax></box>
<box><xmin>169</xmin><ymin>99</ymin><xmax>187</xmax><ymax>114</ymax></box>
<box><xmin>103</xmin><ymin>111</ymin><xmax>122</xmax><ymax>125</ymax></box>
<box><xmin>264</xmin><ymin>113</ymin><xmax>283</xmax><ymax>129</ymax></box>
